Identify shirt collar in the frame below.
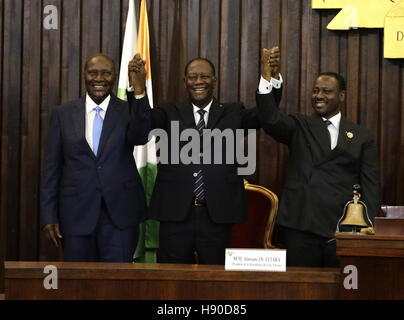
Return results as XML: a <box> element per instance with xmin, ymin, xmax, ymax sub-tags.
<box><xmin>86</xmin><ymin>94</ymin><xmax>111</xmax><ymax>114</ymax></box>
<box><xmin>322</xmin><ymin>112</ymin><xmax>341</xmax><ymax>130</ymax></box>
<box><xmin>192</xmin><ymin>99</ymin><xmax>213</xmax><ymax>115</ymax></box>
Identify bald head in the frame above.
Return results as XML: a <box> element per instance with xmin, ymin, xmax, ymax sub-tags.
<box><xmin>84</xmin><ymin>53</ymin><xmax>116</xmax><ymax>104</ymax></box>
<box><xmin>84</xmin><ymin>53</ymin><xmax>116</xmax><ymax>74</ymax></box>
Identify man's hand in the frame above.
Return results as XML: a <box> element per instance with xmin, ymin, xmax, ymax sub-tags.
<box><xmin>42</xmin><ymin>224</ymin><xmax>62</xmax><ymax>247</ymax></box>
<box><xmin>128</xmin><ymin>53</ymin><xmax>147</xmax><ymax>95</ymax></box>
<box><xmin>261</xmin><ymin>46</ymin><xmax>280</xmax><ymax>81</ymax></box>
<box><xmin>269</xmin><ymin>46</ymin><xmax>280</xmax><ymax>80</ymax></box>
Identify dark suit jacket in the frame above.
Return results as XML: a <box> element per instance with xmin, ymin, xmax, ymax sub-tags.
<box><xmin>256</xmin><ymin>92</ymin><xmax>381</xmax><ymax>238</ymax></box>
<box><xmin>129</xmin><ymin>90</ymin><xmax>282</xmax><ymax>225</ymax></box>
<box><xmin>40</xmin><ymin>94</ymin><xmax>151</xmax><ymax>236</ymax></box>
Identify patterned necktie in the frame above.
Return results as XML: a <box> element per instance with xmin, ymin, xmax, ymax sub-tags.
<box><xmin>324</xmin><ymin>119</ymin><xmax>332</xmax><ymax>149</ymax></box>
<box><xmin>194</xmin><ymin>109</ymin><xmax>206</xmax><ymax>199</ymax></box>
<box><xmin>93</xmin><ymin>106</ymin><xmax>103</xmax><ymax>156</ymax></box>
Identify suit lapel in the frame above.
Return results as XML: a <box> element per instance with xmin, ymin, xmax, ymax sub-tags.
<box><xmin>72</xmin><ymin>97</ymin><xmax>95</xmax><ymax>158</ymax></box>
<box><xmin>331</xmin><ymin>117</ymin><xmax>353</xmax><ymax>156</ymax></box>
<box><xmin>206</xmin><ymin>98</ymin><xmax>224</xmax><ymax>129</ymax></box>
<box><xmin>178</xmin><ymin>100</ymin><xmax>197</xmax><ymax>128</ymax></box>
<box><xmin>320</xmin><ymin>116</ymin><xmax>355</xmax><ymax>162</ymax></box>
<box><xmin>307</xmin><ymin>113</ymin><xmax>332</xmax><ymax>156</ymax></box>
<box><xmin>97</xmin><ymin>95</ymin><xmax>120</xmax><ymax>157</ymax></box>
<box><xmin>72</xmin><ymin>97</ymin><xmax>86</xmax><ymax>139</ymax></box>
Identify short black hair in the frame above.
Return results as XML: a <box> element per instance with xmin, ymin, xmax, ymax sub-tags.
<box><xmin>318</xmin><ymin>72</ymin><xmax>346</xmax><ymax>91</ymax></box>
<box><xmin>184</xmin><ymin>57</ymin><xmax>216</xmax><ymax>76</ymax></box>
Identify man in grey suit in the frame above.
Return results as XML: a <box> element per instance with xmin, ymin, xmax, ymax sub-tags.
<box><xmin>258</xmin><ymin>48</ymin><xmax>381</xmax><ymax>267</ymax></box>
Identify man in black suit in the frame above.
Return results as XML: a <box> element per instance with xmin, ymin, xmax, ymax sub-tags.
<box><xmin>257</xmin><ymin>48</ymin><xmax>381</xmax><ymax>267</ymax></box>
<box><xmin>128</xmin><ymin>51</ymin><xmax>282</xmax><ymax>265</ymax></box>
<box><xmin>41</xmin><ymin>53</ymin><xmax>151</xmax><ymax>262</ymax></box>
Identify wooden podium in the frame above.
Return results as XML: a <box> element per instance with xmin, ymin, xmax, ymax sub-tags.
<box><xmin>4</xmin><ymin>262</ymin><xmax>338</xmax><ymax>300</ymax></box>
<box><xmin>336</xmin><ymin>233</ymin><xmax>404</xmax><ymax>299</ymax></box>
<box><xmin>4</xmin><ymin>217</ymin><xmax>404</xmax><ymax>300</ymax></box>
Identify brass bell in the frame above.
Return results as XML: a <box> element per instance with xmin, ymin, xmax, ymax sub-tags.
<box><xmin>336</xmin><ymin>184</ymin><xmax>374</xmax><ymax>233</ymax></box>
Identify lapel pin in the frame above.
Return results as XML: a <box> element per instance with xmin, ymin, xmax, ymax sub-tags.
<box><xmin>346</xmin><ymin>131</ymin><xmax>354</xmax><ymax>139</ymax></box>
<box><xmin>219</xmin><ymin>104</ymin><xmax>223</xmax><ymax>108</ymax></box>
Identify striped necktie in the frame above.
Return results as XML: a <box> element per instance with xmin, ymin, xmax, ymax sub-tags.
<box><xmin>194</xmin><ymin>109</ymin><xmax>206</xmax><ymax>199</ymax></box>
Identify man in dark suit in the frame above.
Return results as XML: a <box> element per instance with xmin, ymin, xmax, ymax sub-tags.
<box><xmin>40</xmin><ymin>53</ymin><xmax>151</xmax><ymax>262</ymax></box>
<box><xmin>128</xmin><ymin>51</ymin><xmax>282</xmax><ymax>265</ymax></box>
<box><xmin>257</xmin><ymin>48</ymin><xmax>381</xmax><ymax>267</ymax></box>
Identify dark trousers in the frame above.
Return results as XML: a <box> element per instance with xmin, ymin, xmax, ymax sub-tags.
<box><xmin>158</xmin><ymin>205</ymin><xmax>232</xmax><ymax>265</ymax></box>
<box><xmin>276</xmin><ymin>225</ymin><xmax>339</xmax><ymax>268</ymax></box>
<box><xmin>62</xmin><ymin>199</ymin><xmax>139</xmax><ymax>262</ymax></box>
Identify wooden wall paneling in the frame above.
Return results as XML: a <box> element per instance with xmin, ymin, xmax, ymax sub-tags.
<box><xmin>149</xmin><ymin>0</ymin><xmax>162</xmax><ymax>105</ymax></box>
<box><xmin>380</xmin><ymin>58</ymin><xmax>401</xmax><ymax>205</ymax></box>
<box><xmin>281</xmin><ymin>0</ymin><xmax>301</xmax><ymax>114</ymax></box>
<box><xmin>239</xmin><ymin>0</ymin><xmax>261</xmax><ymax>183</ymax></box>
<box><xmin>154</xmin><ymin>0</ymin><xmax>169</xmax><ymax>103</ymax></box>
<box><xmin>61</xmin><ymin>0</ymin><xmax>81</xmax><ymax>104</ymax></box>
<box><xmin>0</xmin><ymin>0</ymin><xmax>5</xmax><ymax>293</ymax></box>
<box><xmin>81</xmin><ymin>0</ymin><xmax>102</xmax><ymax>96</ymax></box>
<box><xmin>165</xmin><ymin>0</ymin><xmax>186</xmax><ymax>101</ymax></box>
<box><xmin>258</xmin><ymin>0</ymin><xmax>282</xmax><ymax>191</ymax></box>
<box><xmin>300</xmin><ymin>0</ymin><xmax>320</xmax><ymax>115</ymax></box>
<box><xmin>185</xmin><ymin>0</ymin><xmax>199</xmax><ymax>61</ymax></box>
<box><xmin>102</xmin><ymin>0</ymin><xmax>121</xmax><ymax>78</ymax></box>
<box><xmin>3</xmin><ymin>0</ymin><xmax>23</xmax><ymax>261</ymax></box>
<box><xmin>398</xmin><ymin>74</ymin><xmax>404</xmax><ymax>205</ymax></box>
<box><xmin>19</xmin><ymin>0</ymin><xmax>41</xmax><ymax>261</ymax></box>
<box><xmin>359</xmin><ymin>30</ymin><xmax>380</xmax><ymax>137</ymax></box>
<box><xmin>200</xmin><ymin>0</ymin><xmax>220</xmax><ymax>100</ymax></box>
<box><xmin>346</xmin><ymin>31</ymin><xmax>360</xmax><ymax>123</ymax></box>
<box><xmin>39</xmin><ymin>0</ymin><xmax>63</xmax><ymax>261</ymax></box>
<box><xmin>239</xmin><ymin>0</ymin><xmax>260</xmax><ymax>109</ymax></box>
<box><xmin>219</xmin><ymin>0</ymin><xmax>240</xmax><ymax>103</ymax></box>
<box><xmin>319</xmin><ymin>11</ymin><xmax>336</xmax><ymax>75</ymax></box>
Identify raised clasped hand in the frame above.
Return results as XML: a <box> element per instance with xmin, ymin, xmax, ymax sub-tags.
<box><xmin>128</xmin><ymin>53</ymin><xmax>147</xmax><ymax>95</ymax></box>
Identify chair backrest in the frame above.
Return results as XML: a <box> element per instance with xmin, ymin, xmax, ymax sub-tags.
<box><xmin>231</xmin><ymin>180</ymin><xmax>279</xmax><ymax>249</ymax></box>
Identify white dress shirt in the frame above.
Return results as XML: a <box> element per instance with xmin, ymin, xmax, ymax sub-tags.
<box><xmin>322</xmin><ymin>112</ymin><xmax>341</xmax><ymax>150</ymax></box>
<box><xmin>193</xmin><ymin>100</ymin><xmax>213</xmax><ymax>126</ymax></box>
<box><xmin>85</xmin><ymin>94</ymin><xmax>111</xmax><ymax>152</ymax></box>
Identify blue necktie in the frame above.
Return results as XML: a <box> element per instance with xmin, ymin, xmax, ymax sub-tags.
<box><xmin>194</xmin><ymin>109</ymin><xmax>206</xmax><ymax>199</ymax></box>
<box><xmin>93</xmin><ymin>106</ymin><xmax>103</xmax><ymax>156</ymax></box>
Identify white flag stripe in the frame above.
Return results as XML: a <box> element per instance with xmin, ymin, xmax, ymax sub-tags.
<box><xmin>117</xmin><ymin>0</ymin><xmax>137</xmax><ymax>99</ymax></box>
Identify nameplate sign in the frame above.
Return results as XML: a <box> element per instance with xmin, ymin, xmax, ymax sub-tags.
<box><xmin>225</xmin><ymin>248</ymin><xmax>287</xmax><ymax>272</ymax></box>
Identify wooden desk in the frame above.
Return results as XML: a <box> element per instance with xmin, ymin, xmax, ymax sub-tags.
<box><xmin>336</xmin><ymin>233</ymin><xmax>404</xmax><ymax>300</ymax></box>
<box><xmin>4</xmin><ymin>262</ymin><xmax>339</xmax><ymax>300</ymax></box>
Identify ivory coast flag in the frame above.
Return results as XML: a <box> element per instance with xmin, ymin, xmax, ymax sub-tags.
<box><xmin>117</xmin><ymin>0</ymin><xmax>159</xmax><ymax>263</ymax></box>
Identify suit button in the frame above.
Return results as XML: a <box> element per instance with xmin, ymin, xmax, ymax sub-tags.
<box><xmin>193</xmin><ymin>172</ymin><xmax>198</xmax><ymax>177</ymax></box>
<box><xmin>98</xmin><ymin>166</ymin><xmax>102</xmax><ymax>169</ymax></box>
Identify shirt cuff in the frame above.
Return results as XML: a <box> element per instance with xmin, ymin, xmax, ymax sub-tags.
<box><xmin>127</xmin><ymin>87</ymin><xmax>146</xmax><ymax>99</ymax></box>
<box><xmin>258</xmin><ymin>74</ymin><xmax>283</xmax><ymax>94</ymax></box>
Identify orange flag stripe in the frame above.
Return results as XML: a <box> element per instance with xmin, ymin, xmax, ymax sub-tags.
<box><xmin>137</xmin><ymin>0</ymin><xmax>151</xmax><ymax>80</ymax></box>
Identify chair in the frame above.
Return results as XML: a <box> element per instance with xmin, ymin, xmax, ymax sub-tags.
<box><xmin>231</xmin><ymin>180</ymin><xmax>279</xmax><ymax>249</ymax></box>
<box><xmin>193</xmin><ymin>180</ymin><xmax>279</xmax><ymax>263</ymax></box>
